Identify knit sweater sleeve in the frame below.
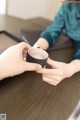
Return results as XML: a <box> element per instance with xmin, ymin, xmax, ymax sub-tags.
<box><xmin>40</xmin><ymin>4</ymin><xmax>65</xmax><ymax>47</ymax></box>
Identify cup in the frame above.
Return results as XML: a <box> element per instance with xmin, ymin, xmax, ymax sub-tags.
<box><xmin>26</xmin><ymin>47</ymin><xmax>48</xmax><ymax>67</ymax></box>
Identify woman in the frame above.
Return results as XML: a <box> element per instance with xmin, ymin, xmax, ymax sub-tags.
<box><xmin>34</xmin><ymin>2</ymin><xmax>80</xmax><ymax>85</ymax></box>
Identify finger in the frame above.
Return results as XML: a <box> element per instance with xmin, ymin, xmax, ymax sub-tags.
<box><xmin>22</xmin><ymin>51</ymin><xmax>27</xmax><ymax>56</ymax></box>
<box><xmin>37</xmin><ymin>68</ymin><xmax>63</xmax><ymax>76</ymax></box>
<box><xmin>22</xmin><ymin>49</ymin><xmax>28</xmax><ymax>58</ymax></box>
<box><xmin>18</xmin><ymin>42</ymin><xmax>31</xmax><ymax>58</ymax></box>
<box><xmin>23</xmin><ymin>62</ymin><xmax>42</xmax><ymax>71</ymax></box>
<box><xmin>42</xmin><ymin>76</ymin><xmax>59</xmax><ymax>86</ymax></box>
<box><xmin>47</xmin><ymin>58</ymin><xmax>57</xmax><ymax>67</ymax></box>
<box><xmin>43</xmin><ymin>74</ymin><xmax>62</xmax><ymax>81</ymax></box>
<box><xmin>23</xmin><ymin>54</ymin><xmax>27</xmax><ymax>57</ymax></box>
<box><xmin>47</xmin><ymin>58</ymin><xmax>61</xmax><ymax>68</ymax></box>
<box><xmin>23</xmin><ymin>49</ymin><xmax>28</xmax><ymax>53</ymax></box>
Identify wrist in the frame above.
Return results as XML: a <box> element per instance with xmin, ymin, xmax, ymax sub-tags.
<box><xmin>69</xmin><ymin>60</ymin><xmax>80</xmax><ymax>76</ymax></box>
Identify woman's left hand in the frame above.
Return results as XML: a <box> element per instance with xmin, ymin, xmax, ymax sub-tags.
<box><xmin>37</xmin><ymin>58</ymin><xmax>74</xmax><ymax>86</ymax></box>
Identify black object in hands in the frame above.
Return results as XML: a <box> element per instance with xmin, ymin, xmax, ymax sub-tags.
<box><xmin>26</xmin><ymin>47</ymin><xmax>48</xmax><ymax>67</ymax></box>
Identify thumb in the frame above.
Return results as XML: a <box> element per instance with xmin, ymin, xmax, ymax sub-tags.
<box><xmin>47</xmin><ymin>58</ymin><xmax>59</xmax><ymax>68</ymax></box>
<box><xmin>24</xmin><ymin>62</ymin><xmax>42</xmax><ymax>71</ymax></box>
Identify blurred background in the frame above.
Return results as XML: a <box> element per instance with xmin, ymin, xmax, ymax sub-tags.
<box><xmin>0</xmin><ymin>0</ymin><xmax>61</xmax><ymax>20</ymax></box>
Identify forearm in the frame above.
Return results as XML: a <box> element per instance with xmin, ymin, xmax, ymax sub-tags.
<box><xmin>34</xmin><ymin>38</ymin><xmax>49</xmax><ymax>50</ymax></box>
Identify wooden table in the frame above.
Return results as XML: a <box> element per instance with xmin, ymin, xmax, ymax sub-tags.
<box><xmin>0</xmin><ymin>15</ymin><xmax>80</xmax><ymax>120</ymax></box>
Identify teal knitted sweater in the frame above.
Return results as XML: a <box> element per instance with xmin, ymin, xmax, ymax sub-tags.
<box><xmin>41</xmin><ymin>3</ymin><xmax>80</xmax><ymax>48</ymax></box>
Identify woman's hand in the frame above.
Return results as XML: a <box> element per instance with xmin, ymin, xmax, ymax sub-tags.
<box><xmin>37</xmin><ymin>58</ymin><xmax>75</xmax><ymax>86</ymax></box>
<box><xmin>0</xmin><ymin>42</ymin><xmax>41</xmax><ymax>80</ymax></box>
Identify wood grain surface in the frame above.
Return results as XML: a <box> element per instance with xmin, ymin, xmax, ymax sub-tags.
<box><xmin>0</xmin><ymin>15</ymin><xmax>80</xmax><ymax>120</ymax></box>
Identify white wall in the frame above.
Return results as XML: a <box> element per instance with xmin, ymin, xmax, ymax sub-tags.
<box><xmin>0</xmin><ymin>0</ymin><xmax>6</xmax><ymax>14</ymax></box>
<box><xmin>7</xmin><ymin>0</ymin><xmax>61</xmax><ymax>20</ymax></box>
